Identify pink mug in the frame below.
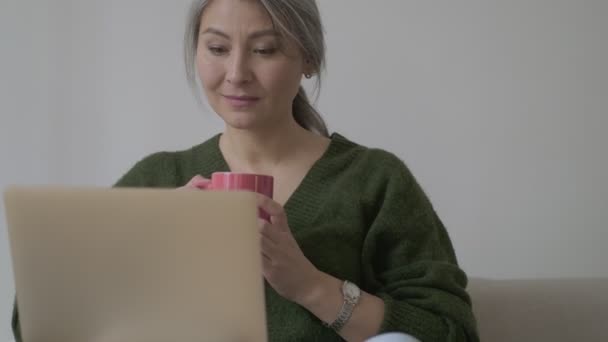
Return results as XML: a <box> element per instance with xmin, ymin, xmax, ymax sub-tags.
<box><xmin>208</xmin><ymin>172</ymin><xmax>274</xmax><ymax>221</ymax></box>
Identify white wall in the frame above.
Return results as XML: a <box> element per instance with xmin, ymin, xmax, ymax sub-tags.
<box><xmin>1</xmin><ymin>1</ymin><xmax>64</xmax><ymax>340</ymax></box>
<box><xmin>316</xmin><ymin>0</ymin><xmax>608</xmax><ymax>278</ymax></box>
<box><xmin>1</xmin><ymin>0</ymin><xmax>607</xmax><ymax>340</ymax></box>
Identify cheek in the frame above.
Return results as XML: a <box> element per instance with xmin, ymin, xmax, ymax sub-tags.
<box><xmin>262</xmin><ymin>64</ymin><xmax>303</xmax><ymax>100</ymax></box>
<box><xmin>196</xmin><ymin>52</ymin><xmax>222</xmax><ymax>90</ymax></box>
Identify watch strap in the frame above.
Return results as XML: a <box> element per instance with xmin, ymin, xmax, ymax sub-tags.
<box><xmin>325</xmin><ymin>280</ymin><xmax>360</xmax><ymax>332</ymax></box>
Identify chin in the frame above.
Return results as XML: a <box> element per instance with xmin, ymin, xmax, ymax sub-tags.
<box><xmin>219</xmin><ymin>111</ymin><xmax>265</xmax><ymax>131</ymax></box>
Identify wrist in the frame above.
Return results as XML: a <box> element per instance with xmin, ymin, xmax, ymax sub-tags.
<box><xmin>296</xmin><ymin>270</ymin><xmax>344</xmax><ymax>324</ymax></box>
<box><xmin>296</xmin><ymin>271</ymin><xmax>344</xmax><ymax>323</ymax></box>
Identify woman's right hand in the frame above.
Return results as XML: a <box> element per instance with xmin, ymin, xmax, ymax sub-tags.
<box><xmin>178</xmin><ymin>175</ymin><xmax>211</xmax><ymax>190</ymax></box>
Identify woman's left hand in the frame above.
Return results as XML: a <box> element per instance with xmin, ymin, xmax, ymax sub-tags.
<box><xmin>256</xmin><ymin>194</ymin><xmax>324</xmax><ymax>305</ymax></box>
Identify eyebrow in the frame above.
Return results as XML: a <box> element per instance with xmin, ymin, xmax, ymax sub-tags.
<box><xmin>201</xmin><ymin>27</ymin><xmax>278</xmax><ymax>40</ymax></box>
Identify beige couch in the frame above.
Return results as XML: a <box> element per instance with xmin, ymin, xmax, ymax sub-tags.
<box><xmin>468</xmin><ymin>277</ymin><xmax>608</xmax><ymax>341</ymax></box>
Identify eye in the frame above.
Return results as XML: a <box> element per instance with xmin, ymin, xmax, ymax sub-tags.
<box><xmin>208</xmin><ymin>45</ymin><xmax>228</xmax><ymax>56</ymax></box>
<box><xmin>254</xmin><ymin>47</ymin><xmax>277</xmax><ymax>56</ymax></box>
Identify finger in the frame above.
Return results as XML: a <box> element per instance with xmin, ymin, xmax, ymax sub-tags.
<box><xmin>261</xmin><ymin>251</ymin><xmax>272</xmax><ymax>264</ymax></box>
<box><xmin>261</xmin><ymin>253</ymin><xmax>273</xmax><ymax>276</ymax></box>
<box><xmin>260</xmin><ymin>235</ymin><xmax>280</xmax><ymax>259</ymax></box>
<box><xmin>258</xmin><ymin>218</ymin><xmax>268</xmax><ymax>229</ymax></box>
<box><xmin>255</xmin><ymin>194</ymin><xmax>288</xmax><ymax>229</ymax></box>
<box><xmin>185</xmin><ymin>175</ymin><xmax>211</xmax><ymax>189</ymax></box>
<box><xmin>260</xmin><ymin>227</ymin><xmax>279</xmax><ymax>244</ymax></box>
<box><xmin>259</xmin><ymin>219</ymin><xmax>280</xmax><ymax>244</ymax></box>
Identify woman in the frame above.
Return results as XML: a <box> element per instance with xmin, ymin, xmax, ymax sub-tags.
<box><xmin>13</xmin><ymin>0</ymin><xmax>478</xmax><ymax>341</ymax></box>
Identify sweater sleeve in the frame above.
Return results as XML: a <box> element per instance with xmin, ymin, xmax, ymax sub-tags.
<box><xmin>361</xmin><ymin>156</ymin><xmax>479</xmax><ymax>342</ymax></box>
<box><xmin>113</xmin><ymin>152</ymin><xmax>180</xmax><ymax>188</ymax></box>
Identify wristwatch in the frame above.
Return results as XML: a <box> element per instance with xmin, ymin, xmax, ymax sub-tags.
<box><xmin>325</xmin><ymin>280</ymin><xmax>361</xmax><ymax>332</ymax></box>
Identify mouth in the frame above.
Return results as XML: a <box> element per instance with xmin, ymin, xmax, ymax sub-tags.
<box><xmin>222</xmin><ymin>95</ymin><xmax>261</xmax><ymax>108</ymax></box>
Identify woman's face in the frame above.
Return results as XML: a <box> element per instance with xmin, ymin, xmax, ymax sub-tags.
<box><xmin>196</xmin><ymin>0</ymin><xmax>308</xmax><ymax>131</ymax></box>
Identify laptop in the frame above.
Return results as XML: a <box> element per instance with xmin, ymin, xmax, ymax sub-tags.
<box><xmin>4</xmin><ymin>186</ymin><xmax>267</xmax><ymax>342</ymax></box>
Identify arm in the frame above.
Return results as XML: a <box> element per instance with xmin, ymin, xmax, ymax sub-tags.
<box><xmin>355</xmin><ymin>160</ymin><xmax>479</xmax><ymax>341</ymax></box>
<box><xmin>257</xmin><ymin>154</ymin><xmax>478</xmax><ymax>341</ymax></box>
<box><xmin>256</xmin><ymin>196</ymin><xmax>386</xmax><ymax>342</ymax></box>
<box><xmin>296</xmin><ymin>272</ymin><xmax>386</xmax><ymax>342</ymax></box>
<box><xmin>293</xmin><ymin>154</ymin><xmax>478</xmax><ymax>342</ymax></box>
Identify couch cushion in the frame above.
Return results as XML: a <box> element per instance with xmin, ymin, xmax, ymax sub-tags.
<box><xmin>468</xmin><ymin>277</ymin><xmax>608</xmax><ymax>342</ymax></box>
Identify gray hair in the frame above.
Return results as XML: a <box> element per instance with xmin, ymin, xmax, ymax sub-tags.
<box><xmin>184</xmin><ymin>0</ymin><xmax>329</xmax><ymax>137</ymax></box>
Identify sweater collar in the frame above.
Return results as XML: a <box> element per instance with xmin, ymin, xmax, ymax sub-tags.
<box><xmin>206</xmin><ymin>132</ymin><xmax>357</xmax><ymax>227</ymax></box>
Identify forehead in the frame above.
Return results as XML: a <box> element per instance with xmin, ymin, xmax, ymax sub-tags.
<box><xmin>200</xmin><ymin>0</ymin><xmax>273</xmax><ymax>31</ymax></box>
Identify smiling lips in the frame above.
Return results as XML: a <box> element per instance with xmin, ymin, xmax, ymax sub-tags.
<box><xmin>223</xmin><ymin>94</ymin><xmax>260</xmax><ymax>108</ymax></box>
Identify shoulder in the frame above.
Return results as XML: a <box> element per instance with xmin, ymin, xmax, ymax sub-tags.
<box><xmin>133</xmin><ymin>150</ymin><xmax>178</xmax><ymax>167</ymax></box>
<box><xmin>361</xmin><ymin>148</ymin><xmax>408</xmax><ymax>172</ymax></box>
<box><xmin>331</xmin><ymin>133</ymin><xmax>414</xmax><ymax>183</ymax></box>
<box><xmin>329</xmin><ymin>133</ymin><xmax>426</xmax><ymax>211</ymax></box>
<box><xmin>113</xmin><ymin>150</ymin><xmax>179</xmax><ymax>188</ymax></box>
<box><xmin>114</xmin><ymin>134</ymin><xmax>222</xmax><ymax>187</ymax></box>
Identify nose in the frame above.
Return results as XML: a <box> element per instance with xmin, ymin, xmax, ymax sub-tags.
<box><xmin>226</xmin><ymin>50</ymin><xmax>252</xmax><ymax>85</ymax></box>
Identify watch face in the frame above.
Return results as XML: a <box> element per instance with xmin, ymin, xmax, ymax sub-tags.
<box><xmin>343</xmin><ymin>282</ymin><xmax>360</xmax><ymax>299</ymax></box>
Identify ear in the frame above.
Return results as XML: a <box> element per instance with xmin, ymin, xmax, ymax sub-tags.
<box><xmin>303</xmin><ymin>60</ymin><xmax>315</xmax><ymax>78</ymax></box>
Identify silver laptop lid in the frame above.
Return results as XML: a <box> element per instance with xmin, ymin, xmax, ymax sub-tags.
<box><xmin>4</xmin><ymin>186</ymin><xmax>267</xmax><ymax>342</ymax></box>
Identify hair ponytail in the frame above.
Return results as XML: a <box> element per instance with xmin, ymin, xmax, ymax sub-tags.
<box><xmin>292</xmin><ymin>86</ymin><xmax>329</xmax><ymax>137</ymax></box>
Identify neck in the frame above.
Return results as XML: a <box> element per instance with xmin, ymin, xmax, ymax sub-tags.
<box><xmin>220</xmin><ymin>116</ymin><xmax>317</xmax><ymax>174</ymax></box>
